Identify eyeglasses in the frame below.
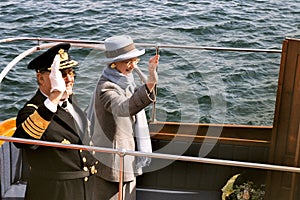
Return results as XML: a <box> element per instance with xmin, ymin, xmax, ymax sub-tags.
<box><xmin>122</xmin><ymin>58</ymin><xmax>140</xmax><ymax>66</ymax></box>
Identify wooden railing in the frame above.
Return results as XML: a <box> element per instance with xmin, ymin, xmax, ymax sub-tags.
<box><xmin>149</xmin><ymin>121</ymin><xmax>272</xmax><ymax>146</ymax></box>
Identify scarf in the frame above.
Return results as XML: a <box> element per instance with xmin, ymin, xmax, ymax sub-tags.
<box><xmin>102</xmin><ymin>66</ymin><xmax>136</xmax><ymax>92</ymax></box>
<box><xmin>102</xmin><ymin>67</ymin><xmax>152</xmax><ymax>169</ymax></box>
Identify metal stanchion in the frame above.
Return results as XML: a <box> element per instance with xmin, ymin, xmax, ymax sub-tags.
<box><xmin>118</xmin><ymin>149</ymin><xmax>126</xmax><ymax>200</ymax></box>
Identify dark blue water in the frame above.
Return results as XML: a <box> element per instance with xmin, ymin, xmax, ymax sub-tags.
<box><xmin>1</xmin><ymin>0</ymin><xmax>300</xmax><ymax>126</ymax></box>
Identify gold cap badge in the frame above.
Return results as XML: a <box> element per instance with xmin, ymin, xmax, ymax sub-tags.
<box><xmin>58</xmin><ymin>48</ymin><xmax>69</xmax><ymax>62</ymax></box>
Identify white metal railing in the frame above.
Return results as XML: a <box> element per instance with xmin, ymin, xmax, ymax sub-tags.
<box><xmin>0</xmin><ymin>136</ymin><xmax>299</xmax><ymax>173</ymax></box>
<box><xmin>0</xmin><ymin>37</ymin><xmax>282</xmax><ymax>84</ymax></box>
<box><xmin>0</xmin><ymin>42</ymin><xmax>105</xmax><ymax>83</ymax></box>
<box><xmin>0</xmin><ymin>37</ymin><xmax>282</xmax><ymax>53</ymax></box>
<box><xmin>0</xmin><ymin>135</ymin><xmax>299</xmax><ymax>199</ymax></box>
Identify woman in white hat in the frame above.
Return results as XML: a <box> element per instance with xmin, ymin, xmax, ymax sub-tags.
<box><xmin>87</xmin><ymin>35</ymin><xmax>159</xmax><ymax>200</ymax></box>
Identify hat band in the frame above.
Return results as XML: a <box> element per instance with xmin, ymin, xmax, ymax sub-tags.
<box><xmin>105</xmin><ymin>43</ymin><xmax>135</xmax><ymax>58</ymax></box>
<box><xmin>46</xmin><ymin>60</ymin><xmax>78</xmax><ymax>71</ymax></box>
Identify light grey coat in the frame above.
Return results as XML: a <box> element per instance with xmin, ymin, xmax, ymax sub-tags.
<box><xmin>92</xmin><ymin>76</ymin><xmax>155</xmax><ymax>182</ymax></box>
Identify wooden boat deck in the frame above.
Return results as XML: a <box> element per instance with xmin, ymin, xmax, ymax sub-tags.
<box><xmin>136</xmin><ymin>121</ymin><xmax>272</xmax><ymax>199</ymax></box>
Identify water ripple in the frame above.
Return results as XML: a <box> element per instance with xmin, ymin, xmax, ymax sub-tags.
<box><xmin>0</xmin><ymin>0</ymin><xmax>299</xmax><ymax>125</ymax></box>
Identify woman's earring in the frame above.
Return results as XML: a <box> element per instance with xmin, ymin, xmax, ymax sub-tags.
<box><xmin>111</xmin><ymin>63</ymin><xmax>116</xmax><ymax>68</ymax></box>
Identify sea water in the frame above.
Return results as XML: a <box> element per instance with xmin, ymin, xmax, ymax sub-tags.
<box><xmin>1</xmin><ymin>0</ymin><xmax>300</xmax><ymax>126</ymax></box>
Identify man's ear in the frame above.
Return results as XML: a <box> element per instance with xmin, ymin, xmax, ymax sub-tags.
<box><xmin>36</xmin><ymin>73</ymin><xmax>44</xmax><ymax>85</ymax></box>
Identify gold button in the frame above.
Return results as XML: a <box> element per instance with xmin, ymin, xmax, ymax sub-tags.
<box><xmin>80</xmin><ymin>150</ymin><xmax>83</xmax><ymax>153</ymax></box>
<box><xmin>61</xmin><ymin>139</ymin><xmax>71</xmax><ymax>144</ymax></box>
<box><xmin>83</xmin><ymin>167</ymin><xmax>88</xmax><ymax>171</ymax></box>
<box><xmin>84</xmin><ymin>177</ymin><xmax>88</xmax><ymax>182</ymax></box>
<box><xmin>95</xmin><ymin>161</ymin><xmax>99</xmax><ymax>165</ymax></box>
<box><xmin>90</xmin><ymin>165</ymin><xmax>97</xmax><ymax>174</ymax></box>
<box><xmin>82</xmin><ymin>157</ymin><xmax>87</xmax><ymax>163</ymax></box>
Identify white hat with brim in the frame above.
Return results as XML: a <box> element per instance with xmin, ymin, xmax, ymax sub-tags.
<box><xmin>103</xmin><ymin>35</ymin><xmax>145</xmax><ymax>64</ymax></box>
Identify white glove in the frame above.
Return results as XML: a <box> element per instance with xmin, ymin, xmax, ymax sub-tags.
<box><xmin>49</xmin><ymin>55</ymin><xmax>66</xmax><ymax>93</ymax></box>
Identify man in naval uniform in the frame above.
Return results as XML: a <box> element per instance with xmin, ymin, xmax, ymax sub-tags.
<box><xmin>13</xmin><ymin>43</ymin><xmax>98</xmax><ymax>200</ymax></box>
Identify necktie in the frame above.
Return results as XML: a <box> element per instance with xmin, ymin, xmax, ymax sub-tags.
<box><xmin>61</xmin><ymin>101</ymin><xmax>68</xmax><ymax>108</ymax></box>
<box><xmin>61</xmin><ymin>100</ymin><xmax>83</xmax><ymax>133</ymax></box>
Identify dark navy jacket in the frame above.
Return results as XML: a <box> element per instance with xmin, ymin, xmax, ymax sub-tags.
<box><xmin>13</xmin><ymin>90</ymin><xmax>98</xmax><ymax>200</ymax></box>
